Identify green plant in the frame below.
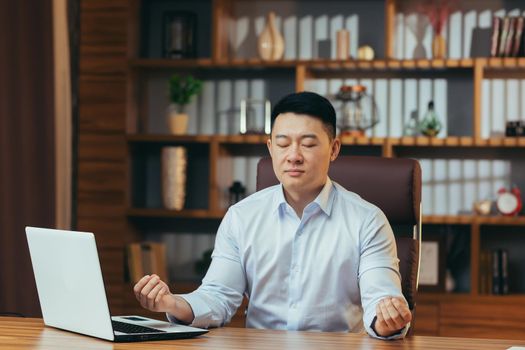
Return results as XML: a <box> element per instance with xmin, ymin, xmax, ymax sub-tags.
<box><xmin>168</xmin><ymin>74</ymin><xmax>203</xmax><ymax>113</ymax></box>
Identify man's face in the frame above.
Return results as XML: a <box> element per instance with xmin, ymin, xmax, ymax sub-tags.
<box><xmin>267</xmin><ymin>113</ymin><xmax>340</xmax><ymax>195</ymax></box>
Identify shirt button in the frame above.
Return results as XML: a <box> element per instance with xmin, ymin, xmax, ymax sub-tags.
<box><xmin>290</xmin><ymin>303</ymin><xmax>296</xmax><ymax>309</ymax></box>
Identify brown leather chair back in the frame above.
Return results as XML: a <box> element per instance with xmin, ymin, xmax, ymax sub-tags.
<box><xmin>256</xmin><ymin>156</ymin><xmax>421</xmax><ymax>329</ymax></box>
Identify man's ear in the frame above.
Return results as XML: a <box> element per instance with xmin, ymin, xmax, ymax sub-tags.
<box><xmin>330</xmin><ymin>138</ymin><xmax>341</xmax><ymax>161</ymax></box>
<box><xmin>267</xmin><ymin>138</ymin><xmax>273</xmax><ymax>157</ymax></box>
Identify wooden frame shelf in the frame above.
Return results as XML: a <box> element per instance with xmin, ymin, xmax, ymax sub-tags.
<box><xmin>126</xmin><ymin>208</ymin><xmax>223</xmax><ymax>219</ymax></box>
<box><xmin>418</xmin><ymin>292</ymin><xmax>525</xmax><ymax>304</ymax></box>
<box><xmin>127</xmin><ymin>134</ymin><xmax>525</xmax><ymax>148</ymax></box>
<box><xmin>128</xmin><ymin>58</ymin><xmax>525</xmax><ymax>74</ymax></box>
<box><xmin>129</xmin><ymin>58</ymin><xmax>525</xmax><ymax>71</ymax></box>
<box><xmin>126</xmin><ymin>210</ymin><xmax>525</xmax><ymax>226</ymax></box>
<box><xmin>126</xmin><ymin>134</ymin><xmax>270</xmax><ymax>145</ymax></box>
<box><xmin>423</xmin><ymin>215</ymin><xmax>525</xmax><ymax>226</ymax></box>
<box><xmin>484</xmin><ymin>57</ymin><xmax>525</xmax><ymax>69</ymax></box>
<box><xmin>127</xmin><ymin>134</ymin><xmax>215</xmax><ymax>143</ymax></box>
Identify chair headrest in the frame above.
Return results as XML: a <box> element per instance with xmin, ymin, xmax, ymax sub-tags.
<box><xmin>256</xmin><ymin>156</ymin><xmax>421</xmax><ymax>225</ymax></box>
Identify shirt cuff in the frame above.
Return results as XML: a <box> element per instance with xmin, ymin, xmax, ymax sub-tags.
<box><xmin>368</xmin><ymin>315</ymin><xmax>410</xmax><ymax>340</ymax></box>
<box><xmin>166</xmin><ymin>293</ymin><xmax>213</xmax><ymax>329</ymax></box>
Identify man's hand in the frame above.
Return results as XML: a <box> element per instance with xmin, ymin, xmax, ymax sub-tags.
<box><xmin>133</xmin><ymin>274</ymin><xmax>175</xmax><ymax>313</ymax></box>
<box><xmin>373</xmin><ymin>296</ymin><xmax>412</xmax><ymax>337</ymax></box>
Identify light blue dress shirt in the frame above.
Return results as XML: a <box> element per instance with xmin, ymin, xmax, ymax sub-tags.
<box><xmin>173</xmin><ymin>178</ymin><xmax>408</xmax><ymax>339</ymax></box>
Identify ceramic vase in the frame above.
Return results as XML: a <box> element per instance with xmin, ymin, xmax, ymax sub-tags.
<box><xmin>161</xmin><ymin>146</ymin><xmax>187</xmax><ymax>210</ymax></box>
<box><xmin>257</xmin><ymin>12</ymin><xmax>284</xmax><ymax>61</ymax></box>
<box><xmin>432</xmin><ymin>33</ymin><xmax>446</xmax><ymax>59</ymax></box>
<box><xmin>336</xmin><ymin>29</ymin><xmax>350</xmax><ymax>60</ymax></box>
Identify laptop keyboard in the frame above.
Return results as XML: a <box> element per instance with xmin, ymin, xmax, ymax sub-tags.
<box><xmin>112</xmin><ymin>320</ymin><xmax>166</xmax><ymax>334</ymax></box>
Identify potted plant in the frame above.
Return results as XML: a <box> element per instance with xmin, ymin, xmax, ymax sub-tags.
<box><xmin>167</xmin><ymin>74</ymin><xmax>203</xmax><ymax>134</ymax></box>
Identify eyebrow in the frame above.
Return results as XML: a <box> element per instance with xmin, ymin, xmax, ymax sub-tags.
<box><xmin>274</xmin><ymin>134</ymin><xmax>319</xmax><ymax>140</ymax></box>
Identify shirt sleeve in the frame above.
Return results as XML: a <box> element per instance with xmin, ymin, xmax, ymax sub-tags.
<box><xmin>358</xmin><ymin>208</ymin><xmax>410</xmax><ymax>340</ymax></box>
<box><xmin>167</xmin><ymin>208</ymin><xmax>246</xmax><ymax>328</ymax></box>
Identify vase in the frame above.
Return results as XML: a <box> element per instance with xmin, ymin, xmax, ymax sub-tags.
<box><xmin>257</xmin><ymin>12</ymin><xmax>284</xmax><ymax>61</ymax></box>
<box><xmin>432</xmin><ymin>34</ymin><xmax>446</xmax><ymax>59</ymax></box>
<box><xmin>166</xmin><ymin>104</ymin><xmax>189</xmax><ymax>134</ymax></box>
<box><xmin>161</xmin><ymin>146</ymin><xmax>187</xmax><ymax>210</ymax></box>
<box><xmin>335</xmin><ymin>29</ymin><xmax>350</xmax><ymax>60</ymax></box>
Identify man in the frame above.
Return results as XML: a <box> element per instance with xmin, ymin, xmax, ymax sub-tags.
<box><xmin>134</xmin><ymin>91</ymin><xmax>412</xmax><ymax>339</ymax></box>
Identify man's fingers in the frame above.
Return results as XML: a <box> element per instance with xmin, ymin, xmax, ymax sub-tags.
<box><xmin>147</xmin><ymin>283</ymin><xmax>164</xmax><ymax>310</ymax></box>
<box><xmin>132</xmin><ymin>274</ymin><xmax>172</xmax><ymax>312</ymax></box>
<box><xmin>133</xmin><ymin>275</ymin><xmax>151</xmax><ymax>299</ymax></box>
<box><xmin>139</xmin><ymin>275</ymin><xmax>160</xmax><ymax>304</ymax></box>
<box><xmin>383</xmin><ymin>299</ymin><xmax>405</xmax><ymax>329</ymax></box>
<box><xmin>155</xmin><ymin>286</ymin><xmax>168</xmax><ymax>304</ymax></box>
<box><xmin>392</xmin><ymin>297</ymin><xmax>412</xmax><ymax>323</ymax></box>
<box><xmin>379</xmin><ymin>300</ymin><xmax>399</xmax><ymax>330</ymax></box>
<box><xmin>379</xmin><ymin>297</ymin><xmax>411</xmax><ymax>331</ymax></box>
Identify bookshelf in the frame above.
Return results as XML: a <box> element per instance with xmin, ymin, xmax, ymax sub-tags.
<box><xmin>78</xmin><ymin>0</ymin><xmax>525</xmax><ymax>339</ymax></box>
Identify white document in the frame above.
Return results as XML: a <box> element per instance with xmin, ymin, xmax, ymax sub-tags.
<box><xmin>419</xmin><ymin>241</ymin><xmax>439</xmax><ymax>285</ymax></box>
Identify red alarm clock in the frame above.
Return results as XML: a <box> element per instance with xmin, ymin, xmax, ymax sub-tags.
<box><xmin>496</xmin><ymin>186</ymin><xmax>522</xmax><ymax>216</ymax></box>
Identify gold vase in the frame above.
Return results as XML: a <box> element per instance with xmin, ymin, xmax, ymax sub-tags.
<box><xmin>161</xmin><ymin>146</ymin><xmax>187</xmax><ymax>210</ymax></box>
<box><xmin>257</xmin><ymin>12</ymin><xmax>284</xmax><ymax>61</ymax></box>
<box><xmin>432</xmin><ymin>34</ymin><xmax>446</xmax><ymax>59</ymax></box>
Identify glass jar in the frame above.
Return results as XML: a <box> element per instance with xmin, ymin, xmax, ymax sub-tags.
<box><xmin>239</xmin><ymin>99</ymin><xmax>271</xmax><ymax>134</ymax></box>
<box><xmin>419</xmin><ymin>101</ymin><xmax>442</xmax><ymax>137</ymax></box>
<box><xmin>336</xmin><ymin>85</ymin><xmax>379</xmax><ymax>137</ymax></box>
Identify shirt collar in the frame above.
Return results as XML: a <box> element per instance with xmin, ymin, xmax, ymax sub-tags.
<box><xmin>273</xmin><ymin>177</ymin><xmax>335</xmax><ymax>216</ymax></box>
<box><xmin>315</xmin><ymin>177</ymin><xmax>335</xmax><ymax>216</ymax></box>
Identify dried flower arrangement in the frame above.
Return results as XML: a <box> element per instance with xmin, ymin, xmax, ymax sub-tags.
<box><xmin>419</xmin><ymin>0</ymin><xmax>458</xmax><ymax>35</ymax></box>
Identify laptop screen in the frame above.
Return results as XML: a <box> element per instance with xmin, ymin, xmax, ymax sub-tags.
<box><xmin>26</xmin><ymin>227</ymin><xmax>115</xmax><ymax>341</ymax></box>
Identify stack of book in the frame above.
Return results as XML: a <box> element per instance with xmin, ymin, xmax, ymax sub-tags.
<box><xmin>491</xmin><ymin>16</ymin><xmax>525</xmax><ymax>57</ymax></box>
<box><xmin>479</xmin><ymin>248</ymin><xmax>509</xmax><ymax>295</ymax></box>
<box><xmin>126</xmin><ymin>242</ymin><xmax>168</xmax><ymax>284</ymax></box>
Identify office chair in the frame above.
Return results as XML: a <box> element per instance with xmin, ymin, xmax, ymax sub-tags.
<box><xmin>256</xmin><ymin>156</ymin><xmax>422</xmax><ymax>333</ymax></box>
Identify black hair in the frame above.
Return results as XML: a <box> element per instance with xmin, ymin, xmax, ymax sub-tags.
<box><xmin>271</xmin><ymin>91</ymin><xmax>336</xmax><ymax>139</ymax></box>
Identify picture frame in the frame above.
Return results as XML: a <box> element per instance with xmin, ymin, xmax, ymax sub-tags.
<box><xmin>418</xmin><ymin>232</ymin><xmax>446</xmax><ymax>292</ymax></box>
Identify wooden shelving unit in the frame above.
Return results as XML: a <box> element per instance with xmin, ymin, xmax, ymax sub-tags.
<box><xmin>72</xmin><ymin>0</ymin><xmax>525</xmax><ymax>337</ymax></box>
<box><xmin>127</xmin><ymin>134</ymin><xmax>525</xmax><ymax>148</ymax></box>
<box><xmin>129</xmin><ymin>57</ymin><xmax>525</xmax><ymax>70</ymax></box>
<box><xmin>423</xmin><ymin>215</ymin><xmax>525</xmax><ymax>226</ymax></box>
<box><xmin>126</xmin><ymin>208</ymin><xmax>224</xmax><ymax>219</ymax></box>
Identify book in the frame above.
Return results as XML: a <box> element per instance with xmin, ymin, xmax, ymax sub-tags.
<box><xmin>126</xmin><ymin>242</ymin><xmax>168</xmax><ymax>283</ymax></box>
<box><xmin>491</xmin><ymin>16</ymin><xmax>502</xmax><ymax>57</ymax></box>
<box><xmin>479</xmin><ymin>250</ymin><xmax>493</xmax><ymax>295</ymax></box>
<box><xmin>492</xmin><ymin>249</ymin><xmax>500</xmax><ymax>294</ymax></box>
<box><xmin>501</xmin><ymin>249</ymin><xmax>509</xmax><ymax>295</ymax></box>
<box><xmin>512</xmin><ymin>17</ymin><xmax>524</xmax><ymax>57</ymax></box>
<box><xmin>491</xmin><ymin>249</ymin><xmax>509</xmax><ymax>295</ymax></box>
<box><xmin>479</xmin><ymin>250</ymin><xmax>487</xmax><ymax>294</ymax></box>
<box><xmin>504</xmin><ymin>17</ymin><xmax>517</xmax><ymax>57</ymax></box>
<box><xmin>487</xmin><ymin>250</ymin><xmax>493</xmax><ymax>295</ymax></box>
<box><xmin>498</xmin><ymin>17</ymin><xmax>511</xmax><ymax>57</ymax></box>
<box><xmin>126</xmin><ymin>244</ymin><xmax>142</xmax><ymax>283</ymax></box>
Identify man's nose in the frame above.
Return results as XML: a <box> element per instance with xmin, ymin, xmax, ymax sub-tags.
<box><xmin>287</xmin><ymin>144</ymin><xmax>303</xmax><ymax>163</ymax></box>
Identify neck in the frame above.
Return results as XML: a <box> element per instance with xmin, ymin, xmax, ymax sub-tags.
<box><xmin>283</xmin><ymin>183</ymin><xmax>325</xmax><ymax>218</ymax></box>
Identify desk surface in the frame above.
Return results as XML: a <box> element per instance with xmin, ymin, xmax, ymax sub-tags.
<box><xmin>1</xmin><ymin>317</ymin><xmax>524</xmax><ymax>350</ymax></box>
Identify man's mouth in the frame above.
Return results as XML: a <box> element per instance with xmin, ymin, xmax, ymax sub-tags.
<box><xmin>285</xmin><ymin>169</ymin><xmax>305</xmax><ymax>177</ymax></box>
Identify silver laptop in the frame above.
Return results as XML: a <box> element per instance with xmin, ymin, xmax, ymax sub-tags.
<box><xmin>25</xmin><ymin>226</ymin><xmax>208</xmax><ymax>342</ymax></box>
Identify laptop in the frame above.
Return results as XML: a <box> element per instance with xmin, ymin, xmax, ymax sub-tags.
<box><xmin>25</xmin><ymin>226</ymin><xmax>208</xmax><ymax>342</ymax></box>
